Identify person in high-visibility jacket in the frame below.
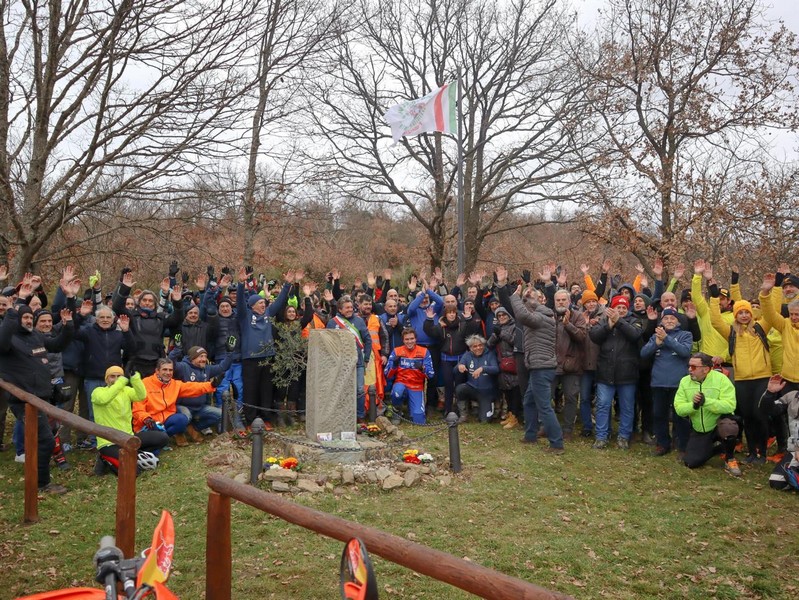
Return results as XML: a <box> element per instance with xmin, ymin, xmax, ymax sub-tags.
<box><xmin>384</xmin><ymin>329</ymin><xmax>434</xmax><ymax>424</ymax></box>
<box><xmin>357</xmin><ymin>295</ymin><xmax>388</xmax><ymax>411</ymax></box>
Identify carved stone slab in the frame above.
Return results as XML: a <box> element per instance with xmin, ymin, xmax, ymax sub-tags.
<box><xmin>305</xmin><ymin>329</ymin><xmax>357</xmax><ymax>441</ymax></box>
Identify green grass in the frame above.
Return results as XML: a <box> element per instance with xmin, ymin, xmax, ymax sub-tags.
<box><xmin>1</xmin><ymin>423</ymin><xmax>798</xmax><ymax>599</ymax></box>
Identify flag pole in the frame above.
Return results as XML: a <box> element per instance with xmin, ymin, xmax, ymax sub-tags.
<box><xmin>456</xmin><ymin>69</ymin><xmax>465</xmax><ymax>275</ymax></box>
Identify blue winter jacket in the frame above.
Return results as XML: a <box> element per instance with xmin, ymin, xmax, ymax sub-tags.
<box><xmin>457</xmin><ymin>350</ymin><xmax>500</xmax><ymax>395</ymax></box>
<box><xmin>173</xmin><ymin>354</ymin><xmax>233</xmax><ymax>408</ymax></box>
<box><xmin>406</xmin><ymin>290</ymin><xmax>444</xmax><ymax>347</ymax></box>
<box><xmin>237</xmin><ymin>282</ymin><xmax>290</xmax><ymax>360</ymax></box>
<box><xmin>640</xmin><ymin>327</ymin><xmax>693</xmax><ymax>388</ymax></box>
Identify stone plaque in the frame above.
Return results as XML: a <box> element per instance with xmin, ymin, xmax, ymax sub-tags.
<box><xmin>305</xmin><ymin>329</ymin><xmax>357</xmax><ymax>441</ymax></box>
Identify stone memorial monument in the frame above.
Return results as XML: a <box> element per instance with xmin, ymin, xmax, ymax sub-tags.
<box><xmin>305</xmin><ymin>329</ymin><xmax>358</xmax><ymax>442</ymax></box>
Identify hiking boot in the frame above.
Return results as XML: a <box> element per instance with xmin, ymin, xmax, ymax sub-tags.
<box><xmin>642</xmin><ymin>432</ymin><xmax>656</xmax><ymax>446</ymax></box>
<box><xmin>592</xmin><ymin>439</ymin><xmax>608</xmax><ymax>450</ymax></box>
<box><xmin>185</xmin><ymin>425</ymin><xmax>204</xmax><ymax>443</ymax></box>
<box><xmin>500</xmin><ymin>414</ymin><xmax>511</xmax><ymax>426</ymax></box>
<box><xmin>502</xmin><ymin>414</ymin><xmax>519</xmax><ymax>429</ymax></box>
<box><xmin>39</xmin><ymin>482</ymin><xmax>68</xmax><ymax>495</ymax></box>
<box><xmin>766</xmin><ymin>452</ymin><xmax>786</xmax><ymax>463</ymax></box>
<box><xmin>617</xmin><ymin>437</ymin><xmax>630</xmax><ymax>450</ymax></box>
<box><xmin>652</xmin><ymin>445</ymin><xmax>670</xmax><ymax>456</ymax></box>
<box><xmin>581</xmin><ymin>429</ymin><xmax>593</xmax><ymax>438</ymax></box>
<box><xmin>725</xmin><ymin>459</ymin><xmax>742</xmax><ymax>477</ymax></box>
<box><xmin>15</xmin><ymin>453</ymin><xmax>25</xmax><ymax>463</ymax></box>
<box><xmin>542</xmin><ymin>446</ymin><xmax>565</xmax><ymax>455</ymax></box>
<box><xmin>94</xmin><ymin>456</ymin><xmax>109</xmax><ymax>476</ymax></box>
<box><xmin>173</xmin><ymin>433</ymin><xmax>189</xmax><ymax>447</ymax></box>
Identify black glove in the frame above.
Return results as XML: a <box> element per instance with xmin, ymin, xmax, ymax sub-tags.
<box><xmin>493</xmin><ymin>271</ymin><xmax>498</xmax><ymax>283</ymax></box>
<box><xmin>207</xmin><ymin>265</ymin><xmax>215</xmax><ymax>279</ymax></box>
<box><xmin>731</xmin><ymin>270</ymin><xmax>739</xmax><ymax>285</ymax></box>
<box><xmin>708</xmin><ymin>283</ymin><xmax>720</xmax><ymax>298</ymax></box>
<box><xmin>221</xmin><ymin>266</ymin><xmax>231</xmax><ymax>275</ymax></box>
<box><xmin>120</xmin><ymin>267</ymin><xmax>131</xmax><ymax>282</ymax></box>
<box><xmin>327</xmin><ymin>272</ymin><xmax>334</xmax><ymax>283</ymax></box>
<box><xmin>144</xmin><ymin>417</ymin><xmax>157</xmax><ymax>430</ymax></box>
<box><xmin>209</xmin><ymin>376</ymin><xmax>221</xmax><ymax>388</ymax></box>
<box><xmin>245</xmin><ymin>265</ymin><xmax>254</xmax><ymax>276</ymax></box>
<box><xmin>168</xmin><ymin>260</ymin><xmax>179</xmax><ymax>277</ymax></box>
<box><xmin>182</xmin><ymin>272</ymin><xmax>189</xmax><ymax>284</ymax></box>
<box><xmin>522</xmin><ymin>269</ymin><xmax>531</xmax><ymax>284</ymax></box>
<box><xmin>611</xmin><ymin>274</ymin><xmax>622</xmax><ymax>289</ymax></box>
<box><xmin>375</xmin><ymin>276</ymin><xmax>384</xmax><ymax>289</ymax></box>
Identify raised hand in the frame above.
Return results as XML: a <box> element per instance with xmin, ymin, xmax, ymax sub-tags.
<box><xmin>219</xmin><ymin>274</ymin><xmax>232</xmax><ymax>289</ymax></box>
<box><xmin>673</xmin><ymin>263</ymin><xmax>685</xmax><ymax>280</ymax></box>
<box><xmin>195</xmin><ymin>273</ymin><xmax>208</xmax><ymax>289</ymax></box>
<box><xmin>170</xmin><ymin>285</ymin><xmax>182</xmax><ymax>302</ymax></box>
<box><xmin>366</xmin><ymin>272</ymin><xmax>376</xmax><ymax>287</ymax></box>
<box><xmin>160</xmin><ymin>277</ymin><xmax>171</xmax><ymax>294</ymax></box>
<box><xmin>556</xmin><ymin>268</ymin><xmax>567</xmax><ymax>287</ymax></box>
<box><xmin>294</xmin><ymin>270</ymin><xmax>305</xmax><ymax>283</ymax></box>
<box><xmin>122</xmin><ymin>271</ymin><xmax>135</xmax><ymax>288</ymax></box>
<box><xmin>80</xmin><ymin>300</ymin><xmax>93</xmax><ymax>316</ymax></box>
<box><xmin>522</xmin><ymin>269</ymin><xmax>531</xmax><ymax>284</ymax></box>
<box><xmin>602</xmin><ymin>258</ymin><xmax>612</xmax><ymax>273</ymax></box>
<box><xmin>237</xmin><ymin>267</ymin><xmax>247</xmax><ymax>283</ymax></box>
<box><xmin>331</xmin><ymin>268</ymin><xmax>340</xmax><ymax>281</ymax></box>
<box><xmin>408</xmin><ymin>275</ymin><xmax>418</xmax><ymax>291</ymax></box>
<box><xmin>762</xmin><ymin>273</ymin><xmax>776</xmax><ymax>292</ymax></box>
<box><xmin>322</xmin><ymin>288</ymin><xmax>334</xmax><ymax>303</ymax></box>
<box><xmin>66</xmin><ymin>279</ymin><xmax>82</xmax><ymax>298</ymax></box>
<box><xmin>646</xmin><ymin>305</ymin><xmax>658</xmax><ymax>321</ymax></box>
<box><xmin>17</xmin><ymin>282</ymin><xmax>33</xmax><ymax>299</ymax></box>
<box><xmin>0</xmin><ymin>265</ymin><xmax>7</xmax><ymax>281</ymax></box>
<box><xmin>778</xmin><ymin>262</ymin><xmax>791</xmax><ymax>275</ymax></box>
<box><xmin>168</xmin><ymin>260</ymin><xmax>179</xmax><ymax>278</ymax></box>
<box><xmin>635</xmin><ymin>262</ymin><xmax>645</xmax><ymax>274</ymax></box>
<box><xmin>580</xmin><ymin>263</ymin><xmax>589</xmax><ymax>275</ymax></box>
<box><xmin>118</xmin><ymin>314</ymin><xmax>130</xmax><ymax>332</ymax></box>
<box><xmin>456</xmin><ymin>273</ymin><xmax>466</xmax><ymax>287</ymax></box>
<box><xmin>539</xmin><ymin>264</ymin><xmax>552</xmax><ymax>281</ymax></box>
<box><xmin>425</xmin><ymin>306</ymin><xmax>436</xmax><ymax>319</ymax></box>
<box><xmin>653</xmin><ymin>258</ymin><xmax>663</xmax><ymax>277</ymax></box>
<box><xmin>182</xmin><ymin>272</ymin><xmax>189</xmax><ymax>285</ymax></box>
<box><xmin>683</xmin><ymin>301</ymin><xmax>697</xmax><ymax>320</ymax></box>
<box><xmin>639</xmin><ymin>273</ymin><xmax>648</xmax><ymax>288</ymax></box>
<box><xmin>767</xmin><ymin>374</ymin><xmax>786</xmax><ymax>394</ymax></box>
<box><xmin>693</xmin><ymin>259</ymin><xmax>705</xmax><ymax>275</ymax></box>
<box><xmin>383</xmin><ymin>268</ymin><xmax>392</xmax><ymax>281</ymax></box>
<box><xmin>703</xmin><ymin>263</ymin><xmax>713</xmax><ymax>281</ymax></box>
<box><xmin>59</xmin><ymin>308</ymin><xmax>73</xmax><ymax>322</ymax></box>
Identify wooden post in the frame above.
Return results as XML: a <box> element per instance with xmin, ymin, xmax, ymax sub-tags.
<box><xmin>116</xmin><ymin>444</ymin><xmax>139</xmax><ymax>557</ymax></box>
<box><xmin>24</xmin><ymin>403</ymin><xmax>39</xmax><ymax>523</ymax></box>
<box><xmin>206</xmin><ymin>491</ymin><xmax>232</xmax><ymax>600</ymax></box>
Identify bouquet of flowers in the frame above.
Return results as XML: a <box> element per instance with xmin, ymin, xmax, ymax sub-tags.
<box><xmin>264</xmin><ymin>456</ymin><xmax>301</xmax><ymax>471</ymax></box>
<box><xmin>358</xmin><ymin>422</ymin><xmax>381</xmax><ymax>437</ymax></box>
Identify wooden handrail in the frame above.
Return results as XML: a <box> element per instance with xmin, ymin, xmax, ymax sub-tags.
<box><xmin>207</xmin><ymin>474</ymin><xmax>572</xmax><ymax>600</ymax></box>
<box><xmin>1</xmin><ymin>378</ymin><xmax>139</xmax><ymax>557</ymax></box>
<box><xmin>0</xmin><ymin>379</ymin><xmax>141</xmax><ymax>450</ymax></box>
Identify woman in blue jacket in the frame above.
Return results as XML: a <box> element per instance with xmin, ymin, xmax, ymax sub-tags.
<box><xmin>640</xmin><ymin>307</ymin><xmax>693</xmax><ymax>456</ymax></box>
<box><xmin>455</xmin><ymin>335</ymin><xmax>500</xmax><ymax>423</ymax></box>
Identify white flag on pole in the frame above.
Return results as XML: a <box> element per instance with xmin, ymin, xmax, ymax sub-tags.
<box><xmin>384</xmin><ymin>82</ymin><xmax>458</xmax><ymax>143</ymax></box>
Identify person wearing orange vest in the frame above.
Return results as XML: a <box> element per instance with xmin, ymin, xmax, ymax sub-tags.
<box><xmin>384</xmin><ymin>329</ymin><xmax>435</xmax><ymax>424</ymax></box>
<box><xmin>358</xmin><ymin>294</ymin><xmax>388</xmax><ymax>412</ymax></box>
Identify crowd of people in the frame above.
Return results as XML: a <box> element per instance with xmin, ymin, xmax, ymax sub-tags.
<box><xmin>0</xmin><ymin>258</ymin><xmax>797</xmax><ymax>495</ymax></box>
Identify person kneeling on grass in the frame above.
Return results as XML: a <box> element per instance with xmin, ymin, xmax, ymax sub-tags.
<box><xmin>384</xmin><ymin>328</ymin><xmax>434</xmax><ymax>424</ymax></box>
<box><xmin>454</xmin><ymin>334</ymin><xmax>500</xmax><ymax>423</ymax></box>
<box><xmin>91</xmin><ymin>366</ymin><xmax>169</xmax><ymax>476</ymax></box>
<box><xmin>133</xmin><ymin>358</ymin><xmax>216</xmax><ymax>447</ymax></box>
<box><xmin>758</xmin><ymin>375</ymin><xmax>799</xmax><ymax>491</ymax></box>
<box><xmin>172</xmin><ymin>346</ymin><xmax>229</xmax><ymax>441</ymax></box>
<box><xmin>673</xmin><ymin>352</ymin><xmax>741</xmax><ymax>477</ymax></box>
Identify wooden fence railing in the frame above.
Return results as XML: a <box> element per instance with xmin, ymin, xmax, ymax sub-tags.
<box><xmin>0</xmin><ymin>379</ymin><xmax>140</xmax><ymax>557</ymax></box>
<box><xmin>205</xmin><ymin>473</ymin><xmax>573</xmax><ymax>600</ymax></box>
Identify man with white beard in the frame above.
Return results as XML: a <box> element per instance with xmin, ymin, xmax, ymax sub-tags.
<box><xmin>551</xmin><ymin>290</ymin><xmax>588</xmax><ymax>439</ymax></box>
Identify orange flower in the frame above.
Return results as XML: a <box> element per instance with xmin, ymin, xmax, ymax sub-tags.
<box><xmin>280</xmin><ymin>457</ymin><xmax>299</xmax><ymax>470</ymax></box>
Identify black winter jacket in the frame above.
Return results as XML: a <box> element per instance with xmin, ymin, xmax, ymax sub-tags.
<box><xmin>589</xmin><ymin>315</ymin><xmax>643</xmax><ymax>385</ymax></box>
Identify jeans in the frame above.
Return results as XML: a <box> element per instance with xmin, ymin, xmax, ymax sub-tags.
<box><xmin>162</xmin><ymin>413</ymin><xmax>189</xmax><ymax>436</ymax></box>
<box><xmin>214</xmin><ymin>362</ymin><xmax>244</xmax><ymax>409</ymax></box>
<box><xmin>579</xmin><ymin>370</ymin><xmax>596</xmax><ymax>432</ymax></box>
<box><xmin>595</xmin><ymin>382</ymin><xmax>636</xmax><ymax>441</ymax></box>
<box><xmin>523</xmin><ymin>369</ymin><xmax>562</xmax><ymax>448</ymax></box>
<box><xmin>177</xmin><ymin>404</ymin><xmax>222</xmax><ymax>430</ymax></box>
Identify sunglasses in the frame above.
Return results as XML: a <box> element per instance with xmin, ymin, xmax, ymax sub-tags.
<box><xmin>687</xmin><ymin>364</ymin><xmax>708</xmax><ymax>371</ymax></box>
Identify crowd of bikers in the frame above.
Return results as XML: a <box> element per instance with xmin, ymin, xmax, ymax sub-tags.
<box><xmin>0</xmin><ymin>258</ymin><xmax>797</xmax><ymax>494</ymax></box>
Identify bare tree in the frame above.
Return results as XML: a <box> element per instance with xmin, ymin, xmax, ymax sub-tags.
<box><xmin>573</xmin><ymin>0</ymin><xmax>799</xmax><ymax>271</ymax></box>
<box><xmin>307</xmin><ymin>0</ymin><xmax>592</xmax><ymax>272</ymax></box>
<box><xmin>0</xmin><ymin>0</ymin><xmax>258</xmax><ymax>278</ymax></box>
<box><xmin>239</xmin><ymin>0</ymin><xmax>344</xmax><ymax>264</ymax></box>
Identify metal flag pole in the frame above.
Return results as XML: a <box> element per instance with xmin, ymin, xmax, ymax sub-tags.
<box><xmin>456</xmin><ymin>68</ymin><xmax>465</xmax><ymax>275</ymax></box>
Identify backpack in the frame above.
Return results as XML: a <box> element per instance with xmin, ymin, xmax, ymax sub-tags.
<box><xmin>728</xmin><ymin>323</ymin><xmax>769</xmax><ymax>358</ymax></box>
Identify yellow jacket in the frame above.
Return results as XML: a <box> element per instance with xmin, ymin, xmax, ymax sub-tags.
<box><xmin>709</xmin><ymin>297</ymin><xmax>771</xmax><ymax>380</ymax></box>
<box><xmin>760</xmin><ymin>287</ymin><xmax>799</xmax><ymax>382</ymax></box>
<box><xmin>691</xmin><ymin>275</ymin><xmax>730</xmax><ymax>362</ymax></box>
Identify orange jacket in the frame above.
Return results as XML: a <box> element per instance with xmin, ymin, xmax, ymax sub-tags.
<box><xmin>133</xmin><ymin>374</ymin><xmax>215</xmax><ymax>431</ymax></box>
<box><xmin>301</xmin><ymin>313</ymin><xmax>326</xmax><ymax>339</ymax></box>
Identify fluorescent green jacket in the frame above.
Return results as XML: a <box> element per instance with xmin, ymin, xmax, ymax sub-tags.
<box><xmin>674</xmin><ymin>369</ymin><xmax>736</xmax><ymax>433</ymax></box>
<box><xmin>91</xmin><ymin>374</ymin><xmax>146</xmax><ymax>450</ymax></box>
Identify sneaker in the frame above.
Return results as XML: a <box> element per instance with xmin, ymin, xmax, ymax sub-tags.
<box><xmin>653</xmin><ymin>445</ymin><xmax>671</xmax><ymax>456</ymax></box>
<box><xmin>264</xmin><ymin>421</ymin><xmax>274</xmax><ymax>431</ymax></box>
<box><xmin>725</xmin><ymin>459</ymin><xmax>742</xmax><ymax>477</ymax></box>
<box><xmin>617</xmin><ymin>438</ymin><xmax>629</xmax><ymax>450</ymax></box>
<box><xmin>592</xmin><ymin>439</ymin><xmax>608</xmax><ymax>450</ymax></box>
<box><xmin>766</xmin><ymin>452</ymin><xmax>786</xmax><ymax>463</ymax></box>
<box><xmin>61</xmin><ymin>443</ymin><xmax>73</xmax><ymax>453</ymax></box>
<box><xmin>542</xmin><ymin>446</ymin><xmax>565</xmax><ymax>455</ymax></box>
<box><xmin>77</xmin><ymin>439</ymin><xmax>96</xmax><ymax>450</ymax></box>
<box><xmin>743</xmin><ymin>454</ymin><xmax>765</xmax><ymax>465</ymax></box>
<box><xmin>201</xmin><ymin>428</ymin><xmax>214</xmax><ymax>436</ymax></box>
<box><xmin>767</xmin><ymin>436</ymin><xmax>776</xmax><ymax>449</ymax></box>
<box><xmin>15</xmin><ymin>453</ymin><xmax>25</xmax><ymax>463</ymax></box>
<box><xmin>39</xmin><ymin>482</ymin><xmax>68</xmax><ymax>495</ymax></box>
<box><xmin>734</xmin><ymin>441</ymin><xmax>743</xmax><ymax>453</ymax></box>
<box><xmin>642</xmin><ymin>432</ymin><xmax>656</xmax><ymax>446</ymax></box>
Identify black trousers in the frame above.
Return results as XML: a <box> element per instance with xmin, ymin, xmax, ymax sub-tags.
<box><xmin>10</xmin><ymin>403</ymin><xmax>55</xmax><ymax>488</ymax></box>
<box><xmin>242</xmin><ymin>358</ymin><xmax>276</xmax><ymax>425</ymax></box>
<box><xmin>100</xmin><ymin>430</ymin><xmax>170</xmax><ymax>475</ymax></box>
<box><xmin>683</xmin><ymin>420</ymin><xmax>739</xmax><ymax>469</ymax></box>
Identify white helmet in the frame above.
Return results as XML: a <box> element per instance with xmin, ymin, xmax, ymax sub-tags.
<box><xmin>137</xmin><ymin>451</ymin><xmax>159</xmax><ymax>471</ymax></box>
